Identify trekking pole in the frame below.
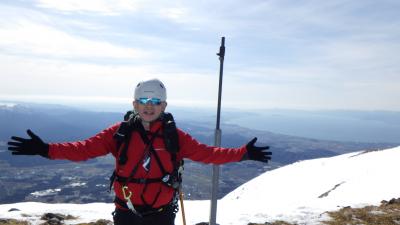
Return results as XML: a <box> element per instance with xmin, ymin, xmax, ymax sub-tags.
<box><xmin>209</xmin><ymin>36</ymin><xmax>225</xmax><ymax>225</ymax></box>
<box><xmin>179</xmin><ymin>188</ymin><xmax>187</xmax><ymax>225</ymax></box>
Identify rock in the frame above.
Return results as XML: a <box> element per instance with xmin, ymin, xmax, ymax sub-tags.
<box><xmin>48</xmin><ymin>217</ymin><xmax>63</xmax><ymax>225</ymax></box>
<box><xmin>79</xmin><ymin>219</ymin><xmax>113</xmax><ymax>225</ymax></box>
<box><xmin>0</xmin><ymin>218</ymin><xmax>29</xmax><ymax>225</ymax></box>
<box><xmin>40</xmin><ymin>213</ymin><xmax>67</xmax><ymax>225</ymax></box>
<box><xmin>388</xmin><ymin>198</ymin><xmax>400</xmax><ymax>205</ymax></box>
<box><xmin>8</xmin><ymin>208</ymin><xmax>20</xmax><ymax>212</ymax></box>
<box><xmin>381</xmin><ymin>197</ymin><xmax>400</xmax><ymax>206</ymax></box>
<box><xmin>41</xmin><ymin>213</ymin><xmax>66</xmax><ymax>221</ymax></box>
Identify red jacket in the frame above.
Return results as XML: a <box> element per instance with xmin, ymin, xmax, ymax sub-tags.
<box><xmin>48</xmin><ymin>120</ymin><xmax>247</xmax><ymax>209</ymax></box>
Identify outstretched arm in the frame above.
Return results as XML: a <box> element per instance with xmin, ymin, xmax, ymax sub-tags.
<box><xmin>178</xmin><ymin>130</ymin><xmax>247</xmax><ymax>164</ymax></box>
<box><xmin>178</xmin><ymin>129</ymin><xmax>272</xmax><ymax>164</ymax></box>
<box><xmin>8</xmin><ymin>124</ymin><xmax>120</xmax><ymax>162</ymax></box>
<box><xmin>47</xmin><ymin>124</ymin><xmax>119</xmax><ymax>161</ymax></box>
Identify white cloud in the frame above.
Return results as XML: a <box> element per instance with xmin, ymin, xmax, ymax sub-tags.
<box><xmin>0</xmin><ymin>1</ymin><xmax>399</xmax><ymax>110</ymax></box>
<box><xmin>0</xmin><ymin>54</ymin><xmax>219</xmax><ymax>108</ymax></box>
<box><xmin>36</xmin><ymin>0</ymin><xmax>197</xmax><ymax>27</ymax></box>
<box><xmin>0</xmin><ymin>54</ymin><xmax>152</xmax><ymax>97</ymax></box>
<box><xmin>317</xmin><ymin>39</ymin><xmax>400</xmax><ymax>75</ymax></box>
<box><xmin>36</xmin><ymin>0</ymin><xmax>140</xmax><ymax>15</ymax></box>
<box><xmin>158</xmin><ymin>7</ymin><xmax>189</xmax><ymax>23</ymax></box>
<box><xmin>0</xmin><ymin>19</ymin><xmax>150</xmax><ymax>61</ymax></box>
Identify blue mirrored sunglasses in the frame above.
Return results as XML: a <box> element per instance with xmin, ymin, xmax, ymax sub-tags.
<box><xmin>137</xmin><ymin>98</ymin><xmax>162</xmax><ymax>105</ymax></box>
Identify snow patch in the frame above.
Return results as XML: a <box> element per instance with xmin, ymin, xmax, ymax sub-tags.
<box><xmin>30</xmin><ymin>189</ymin><xmax>61</xmax><ymax>197</ymax></box>
<box><xmin>67</xmin><ymin>182</ymin><xmax>86</xmax><ymax>187</ymax></box>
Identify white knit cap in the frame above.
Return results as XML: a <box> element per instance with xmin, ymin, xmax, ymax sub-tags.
<box><xmin>134</xmin><ymin>78</ymin><xmax>167</xmax><ymax>101</ymax></box>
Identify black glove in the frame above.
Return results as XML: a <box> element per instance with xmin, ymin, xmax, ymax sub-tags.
<box><xmin>8</xmin><ymin>129</ymin><xmax>49</xmax><ymax>158</ymax></box>
<box><xmin>244</xmin><ymin>137</ymin><xmax>272</xmax><ymax>163</ymax></box>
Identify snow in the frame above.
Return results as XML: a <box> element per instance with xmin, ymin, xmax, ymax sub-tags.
<box><xmin>1</xmin><ymin>146</ymin><xmax>399</xmax><ymax>225</ymax></box>
<box><xmin>219</xmin><ymin>147</ymin><xmax>400</xmax><ymax>224</ymax></box>
<box><xmin>30</xmin><ymin>188</ymin><xmax>61</xmax><ymax>197</ymax></box>
<box><xmin>0</xmin><ymin>202</ymin><xmax>114</xmax><ymax>224</ymax></box>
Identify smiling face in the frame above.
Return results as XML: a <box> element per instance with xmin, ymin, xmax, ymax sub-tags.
<box><xmin>133</xmin><ymin>99</ymin><xmax>167</xmax><ymax>123</ymax></box>
<box><xmin>133</xmin><ymin>79</ymin><xmax>168</xmax><ymax>124</ymax></box>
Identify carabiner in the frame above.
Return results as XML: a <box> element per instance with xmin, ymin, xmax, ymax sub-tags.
<box><xmin>122</xmin><ymin>185</ymin><xmax>132</xmax><ymax>200</ymax></box>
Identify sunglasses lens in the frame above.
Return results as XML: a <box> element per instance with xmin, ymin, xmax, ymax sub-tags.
<box><xmin>138</xmin><ymin>98</ymin><xmax>161</xmax><ymax>105</ymax></box>
<box><xmin>151</xmin><ymin>98</ymin><xmax>161</xmax><ymax>105</ymax></box>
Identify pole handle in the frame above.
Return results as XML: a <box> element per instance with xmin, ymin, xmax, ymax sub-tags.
<box><xmin>217</xmin><ymin>37</ymin><xmax>225</xmax><ymax>60</ymax></box>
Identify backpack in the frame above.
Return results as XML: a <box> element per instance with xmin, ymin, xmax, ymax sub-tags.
<box><xmin>109</xmin><ymin>111</ymin><xmax>183</xmax><ymax>208</ymax></box>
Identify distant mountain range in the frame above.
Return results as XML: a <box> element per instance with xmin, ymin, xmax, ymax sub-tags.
<box><xmin>0</xmin><ymin>102</ymin><xmax>398</xmax><ymax>204</ymax></box>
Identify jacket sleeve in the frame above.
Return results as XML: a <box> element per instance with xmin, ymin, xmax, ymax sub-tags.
<box><xmin>48</xmin><ymin>123</ymin><xmax>120</xmax><ymax>162</ymax></box>
<box><xmin>178</xmin><ymin>129</ymin><xmax>247</xmax><ymax>164</ymax></box>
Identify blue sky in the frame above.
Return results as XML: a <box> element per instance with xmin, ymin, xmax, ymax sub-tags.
<box><xmin>0</xmin><ymin>0</ymin><xmax>399</xmax><ymax>110</ymax></box>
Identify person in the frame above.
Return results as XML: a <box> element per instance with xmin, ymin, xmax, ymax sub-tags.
<box><xmin>7</xmin><ymin>78</ymin><xmax>272</xmax><ymax>225</ymax></box>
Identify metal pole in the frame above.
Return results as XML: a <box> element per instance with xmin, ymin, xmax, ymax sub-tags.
<box><xmin>209</xmin><ymin>36</ymin><xmax>225</xmax><ymax>225</ymax></box>
<box><xmin>179</xmin><ymin>188</ymin><xmax>187</xmax><ymax>225</ymax></box>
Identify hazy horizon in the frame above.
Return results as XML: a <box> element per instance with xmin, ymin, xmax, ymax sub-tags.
<box><xmin>2</xmin><ymin>99</ymin><xmax>400</xmax><ymax>144</ymax></box>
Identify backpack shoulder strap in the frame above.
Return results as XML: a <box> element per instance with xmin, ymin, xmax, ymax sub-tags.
<box><xmin>113</xmin><ymin>111</ymin><xmax>141</xmax><ymax>165</ymax></box>
<box><xmin>161</xmin><ymin>112</ymin><xmax>180</xmax><ymax>154</ymax></box>
<box><xmin>109</xmin><ymin>111</ymin><xmax>140</xmax><ymax>191</ymax></box>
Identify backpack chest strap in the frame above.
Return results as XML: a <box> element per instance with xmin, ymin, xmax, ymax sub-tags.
<box><xmin>115</xmin><ymin>175</ymin><xmax>163</xmax><ymax>184</ymax></box>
